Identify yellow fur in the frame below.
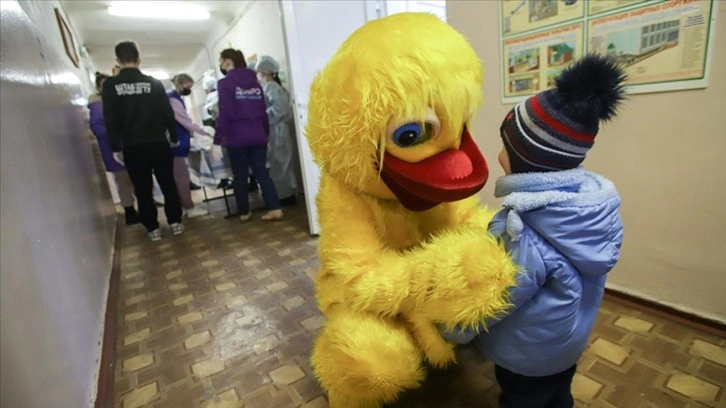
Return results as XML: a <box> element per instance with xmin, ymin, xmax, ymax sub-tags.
<box><xmin>306</xmin><ymin>13</ymin><xmax>518</xmax><ymax>407</ymax></box>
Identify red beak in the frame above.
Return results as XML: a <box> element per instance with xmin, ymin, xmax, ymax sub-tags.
<box><xmin>381</xmin><ymin>127</ymin><xmax>489</xmax><ymax>211</ymax></box>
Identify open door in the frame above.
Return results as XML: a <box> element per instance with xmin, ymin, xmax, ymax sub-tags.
<box><xmin>279</xmin><ymin>0</ymin><xmax>381</xmax><ymax>236</ymax></box>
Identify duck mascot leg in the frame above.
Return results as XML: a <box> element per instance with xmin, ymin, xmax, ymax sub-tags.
<box><xmin>306</xmin><ymin>13</ymin><xmax>518</xmax><ymax>408</ymax></box>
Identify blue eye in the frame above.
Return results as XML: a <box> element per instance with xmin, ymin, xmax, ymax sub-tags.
<box><xmin>392</xmin><ymin>122</ymin><xmax>433</xmax><ymax>147</ymax></box>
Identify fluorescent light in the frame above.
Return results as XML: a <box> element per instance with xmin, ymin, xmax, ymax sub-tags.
<box><xmin>50</xmin><ymin>72</ymin><xmax>81</xmax><ymax>85</ymax></box>
<box><xmin>0</xmin><ymin>0</ymin><xmax>22</xmax><ymax>13</ymax></box>
<box><xmin>108</xmin><ymin>2</ymin><xmax>210</xmax><ymax>20</ymax></box>
<box><xmin>145</xmin><ymin>70</ymin><xmax>169</xmax><ymax>80</ymax></box>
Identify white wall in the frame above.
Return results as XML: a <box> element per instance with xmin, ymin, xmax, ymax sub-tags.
<box><xmin>185</xmin><ymin>0</ymin><xmax>288</xmax><ymax>84</ymax></box>
<box><xmin>211</xmin><ymin>1</ymin><xmax>288</xmax><ymax>72</ymax></box>
<box><xmin>449</xmin><ymin>1</ymin><xmax>726</xmax><ymax>323</ymax></box>
<box><xmin>20</xmin><ymin>0</ymin><xmax>97</xmax><ymax>94</ymax></box>
<box><xmin>1</xmin><ymin>0</ymin><xmax>117</xmax><ymax>406</ymax></box>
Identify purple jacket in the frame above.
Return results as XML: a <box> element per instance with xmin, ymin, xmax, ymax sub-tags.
<box><xmin>88</xmin><ymin>96</ymin><xmax>124</xmax><ymax>172</ymax></box>
<box><xmin>215</xmin><ymin>68</ymin><xmax>269</xmax><ymax>148</ymax></box>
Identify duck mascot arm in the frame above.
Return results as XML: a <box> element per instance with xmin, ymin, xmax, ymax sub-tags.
<box><xmin>306</xmin><ymin>13</ymin><xmax>518</xmax><ymax>408</ymax></box>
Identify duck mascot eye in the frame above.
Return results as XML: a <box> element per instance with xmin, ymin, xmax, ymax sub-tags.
<box><xmin>305</xmin><ymin>12</ymin><xmax>518</xmax><ymax>408</ymax></box>
<box><xmin>392</xmin><ymin>122</ymin><xmax>433</xmax><ymax>147</ymax></box>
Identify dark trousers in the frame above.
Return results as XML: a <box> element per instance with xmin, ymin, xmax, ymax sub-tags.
<box><xmin>226</xmin><ymin>144</ymin><xmax>280</xmax><ymax>215</ymax></box>
<box><xmin>123</xmin><ymin>142</ymin><xmax>182</xmax><ymax>231</ymax></box>
<box><xmin>495</xmin><ymin>365</ymin><xmax>576</xmax><ymax>408</ymax></box>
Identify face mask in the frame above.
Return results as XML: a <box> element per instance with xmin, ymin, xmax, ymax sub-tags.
<box><xmin>219</xmin><ymin>66</ymin><xmax>227</xmax><ymax>76</ymax></box>
<box><xmin>180</xmin><ymin>88</ymin><xmax>192</xmax><ymax>96</ymax></box>
<box><xmin>257</xmin><ymin>74</ymin><xmax>267</xmax><ymax>83</ymax></box>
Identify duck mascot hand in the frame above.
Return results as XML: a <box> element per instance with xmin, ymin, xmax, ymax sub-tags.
<box><xmin>306</xmin><ymin>13</ymin><xmax>518</xmax><ymax>408</ymax></box>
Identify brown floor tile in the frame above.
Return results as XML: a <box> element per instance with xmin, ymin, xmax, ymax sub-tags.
<box><xmin>111</xmin><ymin>200</ymin><xmax>726</xmax><ymax>407</ymax></box>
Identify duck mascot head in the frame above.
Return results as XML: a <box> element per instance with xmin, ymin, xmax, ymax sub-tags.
<box><xmin>306</xmin><ymin>13</ymin><xmax>517</xmax><ymax>408</ymax></box>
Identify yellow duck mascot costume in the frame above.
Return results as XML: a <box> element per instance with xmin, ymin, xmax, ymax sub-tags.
<box><xmin>306</xmin><ymin>13</ymin><xmax>518</xmax><ymax>408</ymax></box>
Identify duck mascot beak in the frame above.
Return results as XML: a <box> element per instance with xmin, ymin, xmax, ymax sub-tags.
<box><xmin>381</xmin><ymin>127</ymin><xmax>489</xmax><ymax>212</ymax></box>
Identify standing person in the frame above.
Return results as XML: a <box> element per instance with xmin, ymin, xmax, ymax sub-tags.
<box><xmin>168</xmin><ymin>73</ymin><xmax>211</xmax><ymax>218</ymax></box>
<box><xmin>115</xmin><ymin>63</ymin><xmax>166</xmax><ymax>205</ymax></box>
<box><xmin>201</xmin><ymin>75</ymin><xmax>218</xmax><ymax>128</ymax></box>
<box><xmin>88</xmin><ymin>72</ymin><xmax>139</xmax><ymax>225</ymax></box>
<box><xmin>213</xmin><ymin>48</ymin><xmax>283</xmax><ymax>222</ymax></box>
<box><xmin>255</xmin><ymin>55</ymin><xmax>298</xmax><ymax>206</ymax></box>
<box><xmin>102</xmin><ymin>40</ymin><xmax>184</xmax><ymax>241</ymax></box>
<box><xmin>440</xmin><ymin>55</ymin><xmax>626</xmax><ymax>408</ymax></box>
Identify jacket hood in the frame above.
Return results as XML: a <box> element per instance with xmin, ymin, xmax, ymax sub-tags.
<box><xmin>495</xmin><ymin>168</ymin><xmax>622</xmax><ymax>277</ymax></box>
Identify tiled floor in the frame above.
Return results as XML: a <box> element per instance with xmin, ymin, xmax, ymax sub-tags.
<box><xmin>112</xmin><ymin>198</ymin><xmax>726</xmax><ymax>408</ymax></box>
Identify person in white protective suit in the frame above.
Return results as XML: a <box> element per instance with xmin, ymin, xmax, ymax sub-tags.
<box><xmin>254</xmin><ymin>55</ymin><xmax>298</xmax><ymax>206</ymax></box>
<box><xmin>201</xmin><ymin>75</ymin><xmax>219</xmax><ymax>128</ymax></box>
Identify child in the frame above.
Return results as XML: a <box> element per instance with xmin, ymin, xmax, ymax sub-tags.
<box><xmin>441</xmin><ymin>54</ymin><xmax>626</xmax><ymax>408</ymax></box>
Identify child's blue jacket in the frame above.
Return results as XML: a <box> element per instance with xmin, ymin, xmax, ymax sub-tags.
<box><xmin>443</xmin><ymin>168</ymin><xmax>624</xmax><ymax>377</ymax></box>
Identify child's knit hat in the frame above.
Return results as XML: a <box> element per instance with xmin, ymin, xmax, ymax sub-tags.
<box><xmin>500</xmin><ymin>54</ymin><xmax>627</xmax><ymax>173</ymax></box>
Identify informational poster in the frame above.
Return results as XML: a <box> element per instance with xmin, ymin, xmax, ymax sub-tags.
<box><xmin>501</xmin><ymin>0</ymin><xmax>585</xmax><ymax>36</ymax></box>
<box><xmin>588</xmin><ymin>0</ymin><xmax>714</xmax><ymax>87</ymax></box>
<box><xmin>499</xmin><ymin>0</ymin><xmax>715</xmax><ymax>102</ymax></box>
<box><xmin>502</xmin><ymin>23</ymin><xmax>584</xmax><ymax>99</ymax></box>
<box><xmin>588</xmin><ymin>0</ymin><xmax>650</xmax><ymax>16</ymax></box>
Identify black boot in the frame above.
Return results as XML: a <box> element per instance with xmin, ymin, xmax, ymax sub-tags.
<box><xmin>124</xmin><ymin>206</ymin><xmax>140</xmax><ymax>225</ymax></box>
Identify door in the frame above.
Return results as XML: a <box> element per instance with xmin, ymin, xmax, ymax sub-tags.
<box><xmin>280</xmin><ymin>0</ymin><xmax>381</xmax><ymax>235</ymax></box>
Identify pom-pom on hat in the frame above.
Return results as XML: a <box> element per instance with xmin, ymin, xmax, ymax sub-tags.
<box><xmin>500</xmin><ymin>54</ymin><xmax>627</xmax><ymax>173</ymax></box>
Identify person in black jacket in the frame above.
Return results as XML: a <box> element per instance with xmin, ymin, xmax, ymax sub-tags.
<box><xmin>103</xmin><ymin>41</ymin><xmax>184</xmax><ymax>241</ymax></box>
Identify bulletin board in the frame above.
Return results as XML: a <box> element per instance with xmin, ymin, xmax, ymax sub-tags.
<box><xmin>499</xmin><ymin>0</ymin><xmax>717</xmax><ymax>103</ymax></box>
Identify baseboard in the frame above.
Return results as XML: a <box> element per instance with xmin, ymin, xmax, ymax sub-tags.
<box><xmin>94</xmin><ymin>217</ymin><xmax>123</xmax><ymax>408</ymax></box>
<box><xmin>604</xmin><ymin>288</ymin><xmax>726</xmax><ymax>338</ymax></box>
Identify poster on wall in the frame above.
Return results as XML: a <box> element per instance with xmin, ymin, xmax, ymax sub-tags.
<box><xmin>502</xmin><ymin>23</ymin><xmax>584</xmax><ymax>101</ymax></box>
<box><xmin>588</xmin><ymin>0</ymin><xmax>651</xmax><ymax>16</ymax></box>
<box><xmin>54</xmin><ymin>8</ymin><xmax>80</xmax><ymax>68</ymax></box>
<box><xmin>501</xmin><ymin>0</ymin><xmax>585</xmax><ymax>37</ymax></box>
<box><xmin>588</xmin><ymin>0</ymin><xmax>715</xmax><ymax>91</ymax></box>
<box><xmin>499</xmin><ymin>0</ymin><xmax>715</xmax><ymax>102</ymax></box>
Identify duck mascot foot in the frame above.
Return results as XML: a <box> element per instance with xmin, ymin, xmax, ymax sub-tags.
<box><xmin>312</xmin><ymin>312</ymin><xmax>425</xmax><ymax>408</ymax></box>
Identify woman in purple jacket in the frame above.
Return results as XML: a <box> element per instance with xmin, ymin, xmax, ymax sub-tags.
<box><xmin>215</xmin><ymin>49</ymin><xmax>283</xmax><ymax>222</ymax></box>
<box><xmin>88</xmin><ymin>72</ymin><xmax>139</xmax><ymax>225</ymax></box>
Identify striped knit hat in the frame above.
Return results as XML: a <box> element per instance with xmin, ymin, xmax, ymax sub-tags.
<box><xmin>500</xmin><ymin>54</ymin><xmax>627</xmax><ymax>173</ymax></box>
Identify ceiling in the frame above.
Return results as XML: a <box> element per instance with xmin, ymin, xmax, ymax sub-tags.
<box><xmin>62</xmin><ymin>1</ymin><xmax>250</xmax><ymax>76</ymax></box>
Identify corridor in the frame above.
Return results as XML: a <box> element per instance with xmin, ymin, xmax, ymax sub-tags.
<box><xmin>110</xmin><ymin>203</ymin><xmax>726</xmax><ymax>408</ymax></box>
